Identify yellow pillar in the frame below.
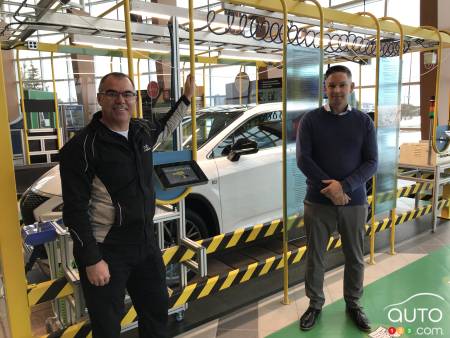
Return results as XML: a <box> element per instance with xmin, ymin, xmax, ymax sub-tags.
<box><xmin>0</xmin><ymin>49</ymin><xmax>33</xmax><ymax>338</ymax></box>
<box><xmin>440</xmin><ymin>183</ymin><xmax>450</xmax><ymax>219</ymax></box>
<box><xmin>358</xmin><ymin>11</ymin><xmax>380</xmax><ymax>265</ymax></box>
<box><xmin>123</xmin><ymin>0</ymin><xmax>136</xmax><ymax>118</ymax></box>
<box><xmin>50</xmin><ymin>52</ymin><xmax>63</xmax><ymax>149</ymax></box>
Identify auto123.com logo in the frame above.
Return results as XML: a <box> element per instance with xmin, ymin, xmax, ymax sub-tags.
<box><xmin>383</xmin><ymin>293</ymin><xmax>448</xmax><ymax>336</ymax></box>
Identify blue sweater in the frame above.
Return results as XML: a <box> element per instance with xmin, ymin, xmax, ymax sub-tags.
<box><xmin>296</xmin><ymin>106</ymin><xmax>378</xmax><ymax>205</ymax></box>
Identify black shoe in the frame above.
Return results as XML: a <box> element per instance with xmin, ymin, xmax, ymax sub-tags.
<box><xmin>299</xmin><ymin>307</ymin><xmax>321</xmax><ymax>331</ymax></box>
<box><xmin>346</xmin><ymin>307</ymin><xmax>371</xmax><ymax>332</ymax></box>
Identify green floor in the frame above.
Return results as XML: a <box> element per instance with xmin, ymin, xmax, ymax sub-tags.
<box><xmin>268</xmin><ymin>246</ymin><xmax>450</xmax><ymax>338</ymax></box>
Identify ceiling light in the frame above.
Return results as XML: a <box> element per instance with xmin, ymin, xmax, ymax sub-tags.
<box><xmin>71</xmin><ymin>34</ymin><xmax>170</xmax><ymax>54</ymax></box>
<box><xmin>219</xmin><ymin>50</ymin><xmax>281</xmax><ymax>63</ymax></box>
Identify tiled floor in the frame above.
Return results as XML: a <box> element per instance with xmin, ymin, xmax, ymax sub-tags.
<box><xmin>175</xmin><ymin>223</ymin><xmax>450</xmax><ymax>338</ymax></box>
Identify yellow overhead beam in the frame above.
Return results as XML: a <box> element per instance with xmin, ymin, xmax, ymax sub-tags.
<box><xmin>225</xmin><ymin>0</ymin><xmax>450</xmax><ymax>44</ymax></box>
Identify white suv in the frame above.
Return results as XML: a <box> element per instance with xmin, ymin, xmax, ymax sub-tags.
<box><xmin>19</xmin><ymin>102</ymin><xmax>284</xmax><ymax>242</ymax></box>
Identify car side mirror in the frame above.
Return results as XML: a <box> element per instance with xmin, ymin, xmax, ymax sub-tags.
<box><xmin>227</xmin><ymin>138</ymin><xmax>258</xmax><ymax>162</ymax></box>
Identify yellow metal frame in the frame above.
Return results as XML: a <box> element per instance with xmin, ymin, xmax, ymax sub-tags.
<box><xmin>123</xmin><ymin>0</ymin><xmax>136</xmax><ymax>118</ymax></box>
<box><xmin>421</xmin><ymin>26</ymin><xmax>446</xmax><ymax>154</ymax></box>
<box><xmin>203</xmin><ymin>64</ymin><xmax>207</xmax><ymax>108</ymax></box>
<box><xmin>357</xmin><ymin>11</ymin><xmax>380</xmax><ymax>265</ymax></box>
<box><xmin>50</xmin><ymin>52</ymin><xmax>63</xmax><ymax>149</ymax></box>
<box><xmin>16</xmin><ymin>50</ymin><xmax>31</xmax><ymax>164</ymax></box>
<box><xmin>0</xmin><ymin>45</ymin><xmax>33</xmax><ymax>338</ymax></box>
<box><xmin>226</xmin><ymin>0</ymin><xmax>450</xmax><ymax>44</ymax></box>
<box><xmin>256</xmin><ymin>64</ymin><xmax>259</xmax><ymax>104</ymax></box>
<box><xmin>239</xmin><ymin>65</ymin><xmax>244</xmax><ymax>105</ymax></box>
<box><xmin>301</xmin><ymin>0</ymin><xmax>324</xmax><ymax>102</ymax></box>
<box><xmin>137</xmin><ymin>58</ymin><xmax>143</xmax><ymax>119</ymax></box>
<box><xmin>379</xmin><ymin>17</ymin><xmax>404</xmax><ymax>256</ymax></box>
<box><xmin>2</xmin><ymin>1</ymin><xmax>450</xmax><ymax>335</ymax></box>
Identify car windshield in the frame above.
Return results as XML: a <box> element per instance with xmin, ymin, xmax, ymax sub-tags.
<box><xmin>157</xmin><ymin>106</ymin><xmax>247</xmax><ymax>151</ymax></box>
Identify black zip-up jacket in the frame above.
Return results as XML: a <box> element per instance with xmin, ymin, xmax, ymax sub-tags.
<box><xmin>60</xmin><ymin>96</ymin><xmax>190</xmax><ymax>267</ymax></box>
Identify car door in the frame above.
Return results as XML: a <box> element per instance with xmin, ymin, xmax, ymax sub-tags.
<box><xmin>212</xmin><ymin>110</ymin><xmax>283</xmax><ymax>232</ymax></box>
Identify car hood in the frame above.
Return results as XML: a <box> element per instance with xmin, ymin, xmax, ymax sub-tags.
<box><xmin>31</xmin><ymin>164</ymin><xmax>62</xmax><ymax>197</ymax></box>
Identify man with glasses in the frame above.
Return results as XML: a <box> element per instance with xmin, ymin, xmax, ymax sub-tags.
<box><xmin>60</xmin><ymin>72</ymin><xmax>194</xmax><ymax>338</ymax></box>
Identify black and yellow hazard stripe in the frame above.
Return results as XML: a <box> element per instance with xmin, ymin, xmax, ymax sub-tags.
<box><xmin>170</xmin><ymin>200</ymin><xmax>450</xmax><ymax>310</ymax></box>
<box><xmin>163</xmin><ymin>216</ymin><xmax>291</xmax><ymax>266</ymax></box>
<box><xmin>367</xmin><ymin>182</ymin><xmax>434</xmax><ymax>205</ymax></box>
<box><xmin>27</xmin><ymin>277</ymin><xmax>73</xmax><ymax>306</ymax></box>
<box><xmin>365</xmin><ymin>199</ymin><xmax>449</xmax><ymax>236</ymax></box>
<box><xmin>168</xmin><ymin>246</ymin><xmax>307</xmax><ymax>309</ymax></box>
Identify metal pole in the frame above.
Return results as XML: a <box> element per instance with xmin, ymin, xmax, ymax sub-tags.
<box><xmin>421</xmin><ymin>26</ymin><xmax>443</xmax><ymax>154</ymax></box>
<box><xmin>16</xmin><ymin>49</ymin><xmax>30</xmax><ymax>164</ymax></box>
<box><xmin>123</xmin><ymin>0</ymin><xmax>136</xmax><ymax>117</ymax></box>
<box><xmin>256</xmin><ymin>63</ymin><xmax>259</xmax><ymax>104</ymax></box>
<box><xmin>358</xmin><ymin>63</ymin><xmax>362</xmax><ymax>109</ymax></box>
<box><xmin>0</xmin><ymin>45</ymin><xmax>33</xmax><ymax>338</ymax></box>
<box><xmin>189</xmin><ymin>0</ymin><xmax>197</xmax><ymax>160</ymax></box>
<box><xmin>358</xmin><ymin>11</ymin><xmax>380</xmax><ymax>265</ymax></box>
<box><xmin>137</xmin><ymin>58</ymin><xmax>143</xmax><ymax>118</ymax></box>
<box><xmin>279</xmin><ymin>0</ymin><xmax>289</xmax><ymax>306</ymax></box>
<box><xmin>203</xmin><ymin>63</ymin><xmax>206</xmax><ymax>108</ymax></box>
<box><xmin>239</xmin><ymin>65</ymin><xmax>243</xmax><ymax>105</ymax></box>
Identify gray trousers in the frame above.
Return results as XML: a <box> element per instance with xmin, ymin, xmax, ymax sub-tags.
<box><xmin>304</xmin><ymin>200</ymin><xmax>367</xmax><ymax>310</ymax></box>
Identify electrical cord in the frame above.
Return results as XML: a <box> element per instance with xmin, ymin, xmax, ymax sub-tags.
<box><xmin>204</xmin><ymin>9</ymin><xmax>413</xmax><ymax>58</ymax></box>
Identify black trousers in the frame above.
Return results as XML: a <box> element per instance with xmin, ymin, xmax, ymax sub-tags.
<box><xmin>77</xmin><ymin>241</ymin><xmax>168</xmax><ymax>338</ymax></box>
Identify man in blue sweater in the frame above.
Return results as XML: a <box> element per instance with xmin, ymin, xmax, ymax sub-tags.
<box><xmin>296</xmin><ymin>65</ymin><xmax>378</xmax><ymax>332</ymax></box>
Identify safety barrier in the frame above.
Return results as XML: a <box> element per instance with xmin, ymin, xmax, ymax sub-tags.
<box><xmin>29</xmin><ymin>181</ymin><xmax>435</xmax><ymax>310</ymax></box>
<box><xmin>27</xmin><ymin>277</ymin><xmax>73</xmax><ymax>307</ymax></box>
<box><xmin>168</xmin><ymin>199</ymin><xmax>449</xmax><ymax>309</ymax></box>
<box><xmin>164</xmin><ymin>181</ymin><xmax>433</xmax><ymax>266</ymax></box>
<box><xmin>38</xmin><ymin>198</ymin><xmax>449</xmax><ymax>338</ymax></box>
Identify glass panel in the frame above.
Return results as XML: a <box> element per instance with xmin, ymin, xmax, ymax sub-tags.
<box><xmin>360</xmin><ymin>87</ymin><xmax>376</xmax><ymax>112</ymax></box>
<box><xmin>40</xmin><ymin>59</ymin><xmax>52</xmax><ymax>81</ymax></box>
<box><xmin>53</xmin><ymin>57</ymin><xmax>69</xmax><ymax>80</ymax></box>
<box><xmin>54</xmin><ymin>80</ymin><xmax>70</xmax><ymax>103</ymax></box>
<box><xmin>375</xmin><ymin>56</ymin><xmax>401</xmax><ymax>214</ymax></box>
<box><xmin>286</xmin><ymin>46</ymin><xmax>321</xmax><ymax>239</ymax></box>
<box><xmin>360</xmin><ymin>61</ymin><xmax>376</xmax><ymax>86</ymax></box>
<box><xmin>402</xmin><ymin>52</ymin><xmax>420</xmax><ymax>83</ymax></box>
<box><xmin>209</xmin><ymin>65</ymin><xmax>242</xmax><ymax>105</ymax></box>
<box><xmin>400</xmin><ymin>84</ymin><xmax>420</xmax><ymax>137</ymax></box>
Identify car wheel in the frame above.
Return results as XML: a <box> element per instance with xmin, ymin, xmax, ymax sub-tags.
<box><xmin>165</xmin><ymin>209</ymin><xmax>209</xmax><ymax>286</ymax></box>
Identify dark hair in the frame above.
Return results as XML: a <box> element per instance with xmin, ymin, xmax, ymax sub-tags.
<box><xmin>325</xmin><ymin>65</ymin><xmax>352</xmax><ymax>80</ymax></box>
<box><xmin>98</xmin><ymin>72</ymin><xmax>135</xmax><ymax>92</ymax></box>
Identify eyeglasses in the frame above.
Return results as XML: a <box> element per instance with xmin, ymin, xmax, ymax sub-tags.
<box><xmin>99</xmin><ymin>90</ymin><xmax>137</xmax><ymax>100</ymax></box>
